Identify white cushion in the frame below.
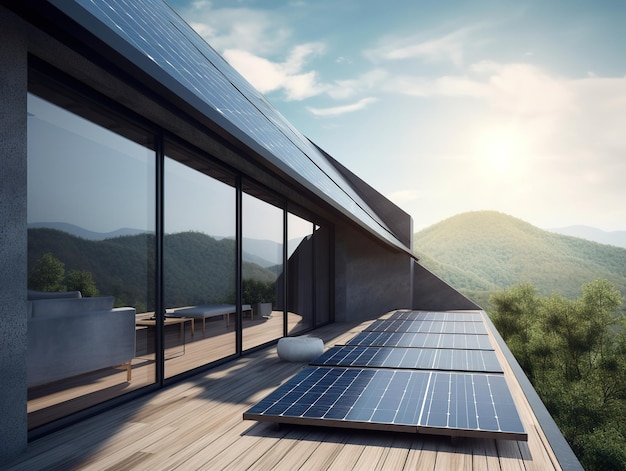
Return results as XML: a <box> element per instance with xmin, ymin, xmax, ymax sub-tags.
<box><xmin>277</xmin><ymin>336</ymin><xmax>324</xmax><ymax>362</ymax></box>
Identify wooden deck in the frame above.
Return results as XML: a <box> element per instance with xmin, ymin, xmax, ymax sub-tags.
<box><xmin>27</xmin><ymin>312</ymin><xmax>297</xmax><ymax>428</ymax></box>
<box><xmin>9</xmin><ymin>313</ymin><xmax>562</xmax><ymax>470</ymax></box>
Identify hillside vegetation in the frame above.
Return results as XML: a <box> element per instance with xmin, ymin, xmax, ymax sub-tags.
<box><xmin>416</xmin><ymin>212</ymin><xmax>626</xmax><ymax>469</ymax></box>
<box><xmin>491</xmin><ymin>281</ymin><xmax>626</xmax><ymax>470</ymax></box>
<box><xmin>414</xmin><ymin>211</ymin><xmax>626</xmax><ymax>307</ymax></box>
<box><xmin>28</xmin><ymin>228</ymin><xmax>277</xmax><ymax>311</ymax></box>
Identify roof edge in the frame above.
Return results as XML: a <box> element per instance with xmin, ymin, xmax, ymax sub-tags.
<box><xmin>483</xmin><ymin>313</ymin><xmax>584</xmax><ymax>471</ymax></box>
<box><xmin>312</xmin><ymin>141</ymin><xmax>413</xmax><ymax>249</ymax></box>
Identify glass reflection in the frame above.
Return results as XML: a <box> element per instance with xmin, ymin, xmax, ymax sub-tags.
<box><xmin>242</xmin><ymin>190</ymin><xmax>284</xmax><ymax>350</ymax></box>
<box><xmin>163</xmin><ymin>153</ymin><xmax>236</xmax><ymax>378</ymax></box>
<box><xmin>26</xmin><ymin>93</ymin><xmax>156</xmax><ymax>429</ymax></box>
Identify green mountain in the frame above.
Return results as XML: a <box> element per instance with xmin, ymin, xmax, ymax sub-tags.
<box><xmin>414</xmin><ymin>211</ymin><xmax>626</xmax><ymax>308</ymax></box>
<box><xmin>28</xmin><ymin>228</ymin><xmax>277</xmax><ymax>311</ymax></box>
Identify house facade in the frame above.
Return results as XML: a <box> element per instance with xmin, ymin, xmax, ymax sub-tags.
<box><xmin>1</xmin><ymin>2</ymin><xmax>579</xmax><ymax>469</ymax></box>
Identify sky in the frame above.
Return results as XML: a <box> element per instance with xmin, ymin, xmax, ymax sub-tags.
<box><xmin>167</xmin><ymin>0</ymin><xmax>626</xmax><ymax>232</ymax></box>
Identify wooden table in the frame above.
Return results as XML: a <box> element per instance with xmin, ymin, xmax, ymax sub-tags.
<box><xmin>135</xmin><ymin>316</ymin><xmax>194</xmax><ymax>358</ymax></box>
<box><xmin>136</xmin><ymin>316</ymin><xmax>195</xmax><ymax>337</ymax></box>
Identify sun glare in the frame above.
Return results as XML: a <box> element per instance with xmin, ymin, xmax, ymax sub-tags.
<box><xmin>486</xmin><ymin>134</ymin><xmax>516</xmax><ymax>172</ymax></box>
<box><xmin>475</xmin><ymin>127</ymin><xmax>528</xmax><ymax>176</ymax></box>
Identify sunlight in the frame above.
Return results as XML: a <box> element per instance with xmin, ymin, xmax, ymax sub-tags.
<box><xmin>475</xmin><ymin>127</ymin><xmax>529</xmax><ymax>176</ymax></box>
<box><xmin>486</xmin><ymin>134</ymin><xmax>516</xmax><ymax>172</ymax></box>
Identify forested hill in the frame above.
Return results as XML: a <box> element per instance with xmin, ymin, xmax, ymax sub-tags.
<box><xmin>414</xmin><ymin>211</ymin><xmax>626</xmax><ymax>302</ymax></box>
<box><xmin>28</xmin><ymin>228</ymin><xmax>277</xmax><ymax>310</ymax></box>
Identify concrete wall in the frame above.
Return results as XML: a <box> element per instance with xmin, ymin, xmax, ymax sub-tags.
<box><xmin>412</xmin><ymin>261</ymin><xmax>481</xmax><ymax>311</ymax></box>
<box><xmin>334</xmin><ymin>223</ymin><xmax>412</xmax><ymax>322</ymax></box>
<box><xmin>0</xmin><ymin>6</ymin><xmax>28</xmax><ymax>464</ymax></box>
<box><xmin>333</xmin><ymin>224</ymin><xmax>479</xmax><ymax>323</ymax></box>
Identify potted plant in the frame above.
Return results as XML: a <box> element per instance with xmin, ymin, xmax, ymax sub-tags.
<box><xmin>243</xmin><ymin>279</ymin><xmax>275</xmax><ymax>318</ymax></box>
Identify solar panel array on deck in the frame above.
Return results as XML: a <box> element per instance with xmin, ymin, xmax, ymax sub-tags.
<box><xmin>365</xmin><ymin>318</ymin><xmax>488</xmax><ymax>335</ymax></box>
<box><xmin>390</xmin><ymin>310</ymin><xmax>484</xmax><ymax>322</ymax></box>
<box><xmin>345</xmin><ymin>331</ymin><xmax>493</xmax><ymax>350</ymax></box>
<box><xmin>312</xmin><ymin>345</ymin><xmax>503</xmax><ymax>373</ymax></box>
<box><xmin>244</xmin><ymin>310</ymin><xmax>527</xmax><ymax>441</ymax></box>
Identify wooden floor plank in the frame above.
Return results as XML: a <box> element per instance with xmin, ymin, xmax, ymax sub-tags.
<box><xmin>403</xmin><ymin>439</ymin><xmax>437</xmax><ymax>471</ymax></box>
<box><xmin>297</xmin><ymin>430</ymin><xmax>350</xmax><ymax>470</ymax></box>
<box><xmin>375</xmin><ymin>434</ymin><xmax>412</xmax><ymax>470</ymax></box>
<box><xmin>7</xmin><ymin>313</ymin><xmax>564</xmax><ymax>471</ymax></box>
<box><xmin>261</xmin><ymin>427</ymin><xmax>330</xmax><ymax>470</ymax></box>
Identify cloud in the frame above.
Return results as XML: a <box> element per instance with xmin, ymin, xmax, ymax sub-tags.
<box><xmin>363</xmin><ymin>57</ymin><xmax>626</xmax><ymax>229</ymax></box>
<box><xmin>307</xmin><ymin>97</ymin><xmax>379</xmax><ymax>116</ymax></box>
<box><xmin>179</xmin><ymin>3</ymin><xmax>330</xmax><ymax>101</ymax></box>
<box><xmin>185</xmin><ymin>3</ymin><xmax>290</xmax><ymax>55</ymax></box>
<box><xmin>365</xmin><ymin>26</ymin><xmax>475</xmax><ymax>66</ymax></box>
<box><xmin>327</xmin><ymin>69</ymin><xmax>389</xmax><ymax>100</ymax></box>
<box><xmin>476</xmin><ymin>64</ymin><xmax>626</xmax><ymax>167</ymax></box>
<box><xmin>223</xmin><ymin>43</ymin><xmax>328</xmax><ymax>100</ymax></box>
<box><xmin>482</xmin><ymin>62</ymin><xmax>576</xmax><ymax>117</ymax></box>
<box><xmin>383</xmin><ymin>75</ymin><xmax>488</xmax><ymax>98</ymax></box>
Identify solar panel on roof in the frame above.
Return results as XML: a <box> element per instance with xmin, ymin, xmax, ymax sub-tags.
<box><xmin>345</xmin><ymin>331</ymin><xmax>494</xmax><ymax>350</ymax></box>
<box><xmin>365</xmin><ymin>319</ymin><xmax>488</xmax><ymax>335</ymax></box>
<box><xmin>56</xmin><ymin>0</ymin><xmax>403</xmax><ymax>249</ymax></box>
<box><xmin>243</xmin><ymin>366</ymin><xmax>526</xmax><ymax>440</ymax></box>
<box><xmin>312</xmin><ymin>345</ymin><xmax>503</xmax><ymax>373</ymax></box>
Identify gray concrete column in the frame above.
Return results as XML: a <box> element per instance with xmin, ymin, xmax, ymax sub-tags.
<box><xmin>0</xmin><ymin>6</ymin><xmax>28</xmax><ymax>465</ymax></box>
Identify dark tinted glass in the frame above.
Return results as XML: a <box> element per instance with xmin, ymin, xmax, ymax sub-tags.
<box><xmin>27</xmin><ymin>92</ymin><xmax>156</xmax><ymax>429</ymax></box>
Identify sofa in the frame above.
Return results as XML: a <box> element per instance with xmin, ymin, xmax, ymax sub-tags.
<box><xmin>27</xmin><ymin>290</ymin><xmax>136</xmax><ymax>388</ymax></box>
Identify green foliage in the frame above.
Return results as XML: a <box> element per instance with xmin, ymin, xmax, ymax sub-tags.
<box><xmin>578</xmin><ymin>427</ymin><xmax>626</xmax><ymax>471</ymax></box>
<box><xmin>490</xmin><ymin>283</ymin><xmax>542</xmax><ymax>376</ymax></box>
<box><xmin>65</xmin><ymin>269</ymin><xmax>99</xmax><ymax>297</ymax></box>
<box><xmin>28</xmin><ymin>228</ymin><xmax>278</xmax><ymax>312</ymax></box>
<box><xmin>415</xmin><ymin>211</ymin><xmax>626</xmax><ymax>302</ymax></box>
<box><xmin>242</xmin><ymin>278</ymin><xmax>276</xmax><ymax>304</ymax></box>
<box><xmin>28</xmin><ymin>252</ymin><xmax>66</xmax><ymax>292</ymax></box>
<box><xmin>419</xmin><ymin>212</ymin><xmax>626</xmax><ymax>468</ymax></box>
<box><xmin>489</xmin><ymin>279</ymin><xmax>626</xmax><ymax>471</ymax></box>
<box><xmin>163</xmin><ymin>231</ymin><xmax>236</xmax><ymax>307</ymax></box>
<box><xmin>28</xmin><ymin>252</ymin><xmax>100</xmax><ymax>297</ymax></box>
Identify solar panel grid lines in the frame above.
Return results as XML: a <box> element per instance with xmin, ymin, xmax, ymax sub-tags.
<box><xmin>312</xmin><ymin>345</ymin><xmax>503</xmax><ymax>373</ymax></box>
<box><xmin>69</xmin><ymin>0</ymin><xmax>399</xmax><ymax>248</ymax></box>
<box><xmin>345</xmin><ymin>331</ymin><xmax>494</xmax><ymax>350</ymax></box>
<box><xmin>244</xmin><ymin>310</ymin><xmax>527</xmax><ymax>441</ymax></box>
<box><xmin>244</xmin><ymin>367</ymin><xmax>527</xmax><ymax>440</ymax></box>
<box><xmin>365</xmin><ymin>318</ymin><xmax>488</xmax><ymax>335</ymax></box>
<box><xmin>388</xmin><ymin>310</ymin><xmax>484</xmax><ymax>322</ymax></box>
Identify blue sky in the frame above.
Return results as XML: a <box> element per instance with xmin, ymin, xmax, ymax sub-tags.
<box><xmin>168</xmin><ymin>0</ymin><xmax>626</xmax><ymax>232</ymax></box>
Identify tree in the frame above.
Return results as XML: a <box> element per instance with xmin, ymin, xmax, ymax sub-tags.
<box><xmin>28</xmin><ymin>252</ymin><xmax>100</xmax><ymax>297</ymax></box>
<box><xmin>66</xmin><ymin>269</ymin><xmax>99</xmax><ymax>297</ymax></box>
<box><xmin>489</xmin><ymin>279</ymin><xmax>626</xmax><ymax>471</ymax></box>
<box><xmin>242</xmin><ymin>278</ymin><xmax>275</xmax><ymax>305</ymax></box>
<box><xmin>490</xmin><ymin>282</ymin><xmax>542</xmax><ymax>379</ymax></box>
<box><xmin>28</xmin><ymin>252</ymin><xmax>65</xmax><ymax>292</ymax></box>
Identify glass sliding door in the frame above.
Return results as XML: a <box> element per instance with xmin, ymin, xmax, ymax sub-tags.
<box><xmin>26</xmin><ymin>92</ymin><xmax>156</xmax><ymax>430</ymax></box>
<box><xmin>163</xmin><ymin>145</ymin><xmax>237</xmax><ymax>378</ymax></box>
<box><xmin>242</xmin><ymin>184</ymin><xmax>285</xmax><ymax>350</ymax></box>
